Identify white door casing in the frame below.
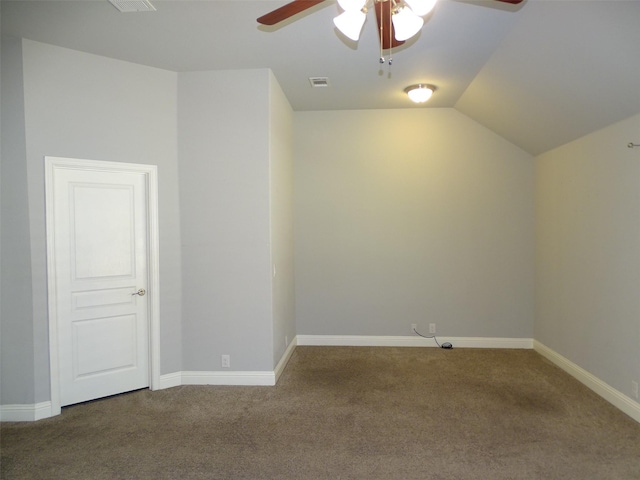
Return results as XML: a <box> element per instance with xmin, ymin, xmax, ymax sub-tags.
<box><xmin>45</xmin><ymin>157</ymin><xmax>160</xmax><ymax>415</ymax></box>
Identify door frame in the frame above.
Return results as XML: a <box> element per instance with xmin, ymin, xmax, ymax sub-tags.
<box><xmin>45</xmin><ymin>156</ymin><xmax>161</xmax><ymax>416</ymax></box>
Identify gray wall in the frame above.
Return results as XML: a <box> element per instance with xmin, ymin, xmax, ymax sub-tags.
<box><xmin>2</xmin><ymin>34</ymin><xmax>638</xmax><ymax>412</ymax></box>
<box><xmin>1</xmin><ymin>38</ymin><xmax>183</xmax><ymax>403</ymax></box>
<box><xmin>177</xmin><ymin>69</ymin><xmax>274</xmax><ymax>372</ymax></box>
<box><xmin>269</xmin><ymin>71</ymin><xmax>295</xmax><ymax>365</ymax></box>
<box><xmin>1</xmin><ymin>36</ymin><xmax>35</xmax><ymax>405</ymax></box>
<box><xmin>1</xmin><ymin>39</ymin><xmax>295</xmax><ymax>406</ymax></box>
<box><xmin>535</xmin><ymin>113</ymin><xmax>640</xmax><ymax>400</ymax></box>
<box><xmin>294</xmin><ymin>109</ymin><xmax>535</xmax><ymax>338</ymax></box>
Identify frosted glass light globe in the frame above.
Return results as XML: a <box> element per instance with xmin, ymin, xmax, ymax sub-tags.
<box><xmin>405</xmin><ymin>84</ymin><xmax>435</xmax><ymax>103</ymax></box>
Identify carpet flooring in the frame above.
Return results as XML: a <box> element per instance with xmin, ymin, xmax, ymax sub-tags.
<box><xmin>2</xmin><ymin>347</ymin><xmax>640</xmax><ymax>479</ymax></box>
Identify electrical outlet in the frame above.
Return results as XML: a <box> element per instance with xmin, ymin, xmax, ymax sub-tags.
<box><xmin>221</xmin><ymin>354</ymin><xmax>231</xmax><ymax>368</ymax></box>
<box><xmin>429</xmin><ymin>323</ymin><xmax>436</xmax><ymax>334</ymax></box>
<box><xmin>632</xmin><ymin>381</ymin><xmax>639</xmax><ymax>400</ymax></box>
<box><xmin>411</xmin><ymin>323</ymin><xmax>417</xmax><ymax>333</ymax></box>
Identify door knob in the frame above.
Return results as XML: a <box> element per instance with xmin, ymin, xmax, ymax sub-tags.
<box><xmin>132</xmin><ymin>288</ymin><xmax>146</xmax><ymax>296</ymax></box>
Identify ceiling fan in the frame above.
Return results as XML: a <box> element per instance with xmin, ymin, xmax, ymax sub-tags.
<box><xmin>258</xmin><ymin>0</ymin><xmax>524</xmax><ymax>51</ymax></box>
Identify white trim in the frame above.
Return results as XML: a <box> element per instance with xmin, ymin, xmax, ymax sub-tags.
<box><xmin>181</xmin><ymin>371</ymin><xmax>276</xmax><ymax>386</ymax></box>
<box><xmin>157</xmin><ymin>371</ymin><xmax>276</xmax><ymax>388</ymax></box>
<box><xmin>44</xmin><ymin>156</ymin><xmax>161</xmax><ymax>418</ymax></box>
<box><xmin>296</xmin><ymin>335</ymin><xmax>533</xmax><ymax>349</ymax></box>
<box><xmin>0</xmin><ymin>402</ymin><xmax>53</xmax><ymax>422</ymax></box>
<box><xmin>534</xmin><ymin>341</ymin><xmax>640</xmax><ymax>423</ymax></box>
<box><xmin>158</xmin><ymin>368</ymin><xmax>285</xmax><ymax>390</ymax></box>
<box><xmin>275</xmin><ymin>336</ymin><xmax>298</xmax><ymax>382</ymax></box>
<box><xmin>155</xmin><ymin>341</ymin><xmax>300</xmax><ymax>390</ymax></box>
<box><xmin>297</xmin><ymin>335</ymin><xmax>430</xmax><ymax>347</ymax></box>
<box><xmin>159</xmin><ymin>371</ymin><xmax>278</xmax><ymax>387</ymax></box>
<box><xmin>158</xmin><ymin>372</ymin><xmax>182</xmax><ymax>390</ymax></box>
<box><xmin>2</xmin><ymin>367</ymin><xmax>279</xmax><ymax>421</ymax></box>
<box><xmin>10</xmin><ymin>340</ymin><xmax>637</xmax><ymax>424</ymax></box>
<box><xmin>44</xmin><ymin>157</ymin><xmax>61</xmax><ymax>417</ymax></box>
<box><xmin>146</xmin><ymin>165</ymin><xmax>162</xmax><ymax>392</ymax></box>
<box><xmin>444</xmin><ymin>337</ymin><xmax>533</xmax><ymax>349</ymax></box>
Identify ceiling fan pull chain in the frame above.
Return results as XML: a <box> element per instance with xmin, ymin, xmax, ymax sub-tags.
<box><xmin>379</xmin><ymin>11</ymin><xmax>385</xmax><ymax>63</ymax></box>
<box><xmin>388</xmin><ymin>1</ymin><xmax>393</xmax><ymax>65</ymax></box>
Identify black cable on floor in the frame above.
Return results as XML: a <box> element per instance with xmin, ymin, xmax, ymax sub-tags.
<box><xmin>413</xmin><ymin>327</ymin><xmax>453</xmax><ymax>349</ymax></box>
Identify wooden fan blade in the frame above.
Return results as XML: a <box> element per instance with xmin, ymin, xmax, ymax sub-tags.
<box><xmin>374</xmin><ymin>0</ymin><xmax>405</xmax><ymax>50</ymax></box>
<box><xmin>257</xmin><ymin>0</ymin><xmax>325</xmax><ymax>26</ymax></box>
<box><xmin>494</xmin><ymin>0</ymin><xmax>524</xmax><ymax>4</ymax></box>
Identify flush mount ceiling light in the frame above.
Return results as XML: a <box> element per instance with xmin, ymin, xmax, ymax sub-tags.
<box><xmin>404</xmin><ymin>84</ymin><xmax>436</xmax><ymax>103</ymax></box>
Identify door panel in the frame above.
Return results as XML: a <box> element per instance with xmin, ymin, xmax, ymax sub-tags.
<box><xmin>72</xmin><ymin>314</ymin><xmax>137</xmax><ymax>377</ymax></box>
<box><xmin>72</xmin><ymin>185</ymin><xmax>135</xmax><ymax>279</ymax></box>
<box><xmin>72</xmin><ymin>287</ymin><xmax>137</xmax><ymax>310</ymax></box>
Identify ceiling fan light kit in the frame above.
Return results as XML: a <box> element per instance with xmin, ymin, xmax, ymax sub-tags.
<box><xmin>258</xmin><ymin>0</ymin><xmax>524</xmax><ymax>50</ymax></box>
<box><xmin>405</xmin><ymin>84</ymin><xmax>436</xmax><ymax>103</ymax></box>
<box><xmin>391</xmin><ymin>6</ymin><xmax>424</xmax><ymax>41</ymax></box>
<box><xmin>333</xmin><ymin>9</ymin><xmax>368</xmax><ymax>41</ymax></box>
<box><xmin>257</xmin><ymin>0</ymin><xmax>524</xmax><ymax>48</ymax></box>
<box><xmin>257</xmin><ymin>0</ymin><xmax>524</xmax><ymax>92</ymax></box>
<box><xmin>333</xmin><ymin>0</ymin><xmax>432</xmax><ymax>46</ymax></box>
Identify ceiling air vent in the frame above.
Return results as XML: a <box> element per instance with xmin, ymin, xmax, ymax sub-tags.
<box><xmin>309</xmin><ymin>77</ymin><xmax>330</xmax><ymax>88</ymax></box>
<box><xmin>109</xmin><ymin>0</ymin><xmax>156</xmax><ymax>12</ymax></box>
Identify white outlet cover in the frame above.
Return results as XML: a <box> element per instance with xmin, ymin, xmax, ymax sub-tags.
<box><xmin>221</xmin><ymin>355</ymin><xmax>230</xmax><ymax>368</ymax></box>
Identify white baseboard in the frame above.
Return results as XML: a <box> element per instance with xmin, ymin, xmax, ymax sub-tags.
<box><xmin>151</xmin><ymin>336</ymin><xmax>534</xmax><ymax>393</ymax></box>
<box><xmin>534</xmin><ymin>340</ymin><xmax>640</xmax><ymax>423</ymax></box>
<box><xmin>158</xmin><ymin>370</ymin><xmax>277</xmax><ymax>387</ymax></box>
<box><xmin>157</xmin><ymin>371</ymin><xmax>182</xmax><ymax>390</ymax></box>
<box><xmin>181</xmin><ymin>370</ymin><xmax>276</xmax><ymax>386</ymax></box>
<box><xmin>445</xmin><ymin>337</ymin><xmax>534</xmax><ymax>349</ymax></box>
<box><xmin>296</xmin><ymin>335</ymin><xmax>533</xmax><ymax>349</ymax></box>
<box><xmin>0</xmin><ymin>401</ymin><xmax>53</xmax><ymax>422</ymax></box>
<box><xmin>156</xmin><ymin>343</ymin><xmax>301</xmax><ymax>390</ymax></box>
<box><xmin>10</xmin><ymin>339</ymin><xmax>636</xmax><ymax>424</ymax></box>
<box><xmin>275</xmin><ymin>336</ymin><xmax>298</xmax><ymax>382</ymax></box>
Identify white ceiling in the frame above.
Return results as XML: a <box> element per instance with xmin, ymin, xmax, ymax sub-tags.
<box><xmin>2</xmin><ymin>0</ymin><xmax>639</xmax><ymax>155</ymax></box>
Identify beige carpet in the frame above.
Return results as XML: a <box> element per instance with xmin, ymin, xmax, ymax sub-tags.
<box><xmin>2</xmin><ymin>347</ymin><xmax>640</xmax><ymax>479</ymax></box>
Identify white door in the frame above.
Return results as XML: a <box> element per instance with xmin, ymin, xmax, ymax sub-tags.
<box><xmin>46</xmin><ymin>158</ymin><xmax>153</xmax><ymax>407</ymax></box>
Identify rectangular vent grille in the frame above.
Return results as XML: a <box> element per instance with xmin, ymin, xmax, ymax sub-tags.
<box><xmin>309</xmin><ymin>77</ymin><xmax>330</xmax><ymax>88</ymax></box>
<box><xmin>109</xmin><ymin>0</ymin><xmax>156</xmax><ymax>12</ymax></box>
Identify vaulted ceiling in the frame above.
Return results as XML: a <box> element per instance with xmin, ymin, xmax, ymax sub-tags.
<box><xmin>2</xmin><ymin>0</ymin><xmax>639</xmax><ymax>155</ymax></box>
